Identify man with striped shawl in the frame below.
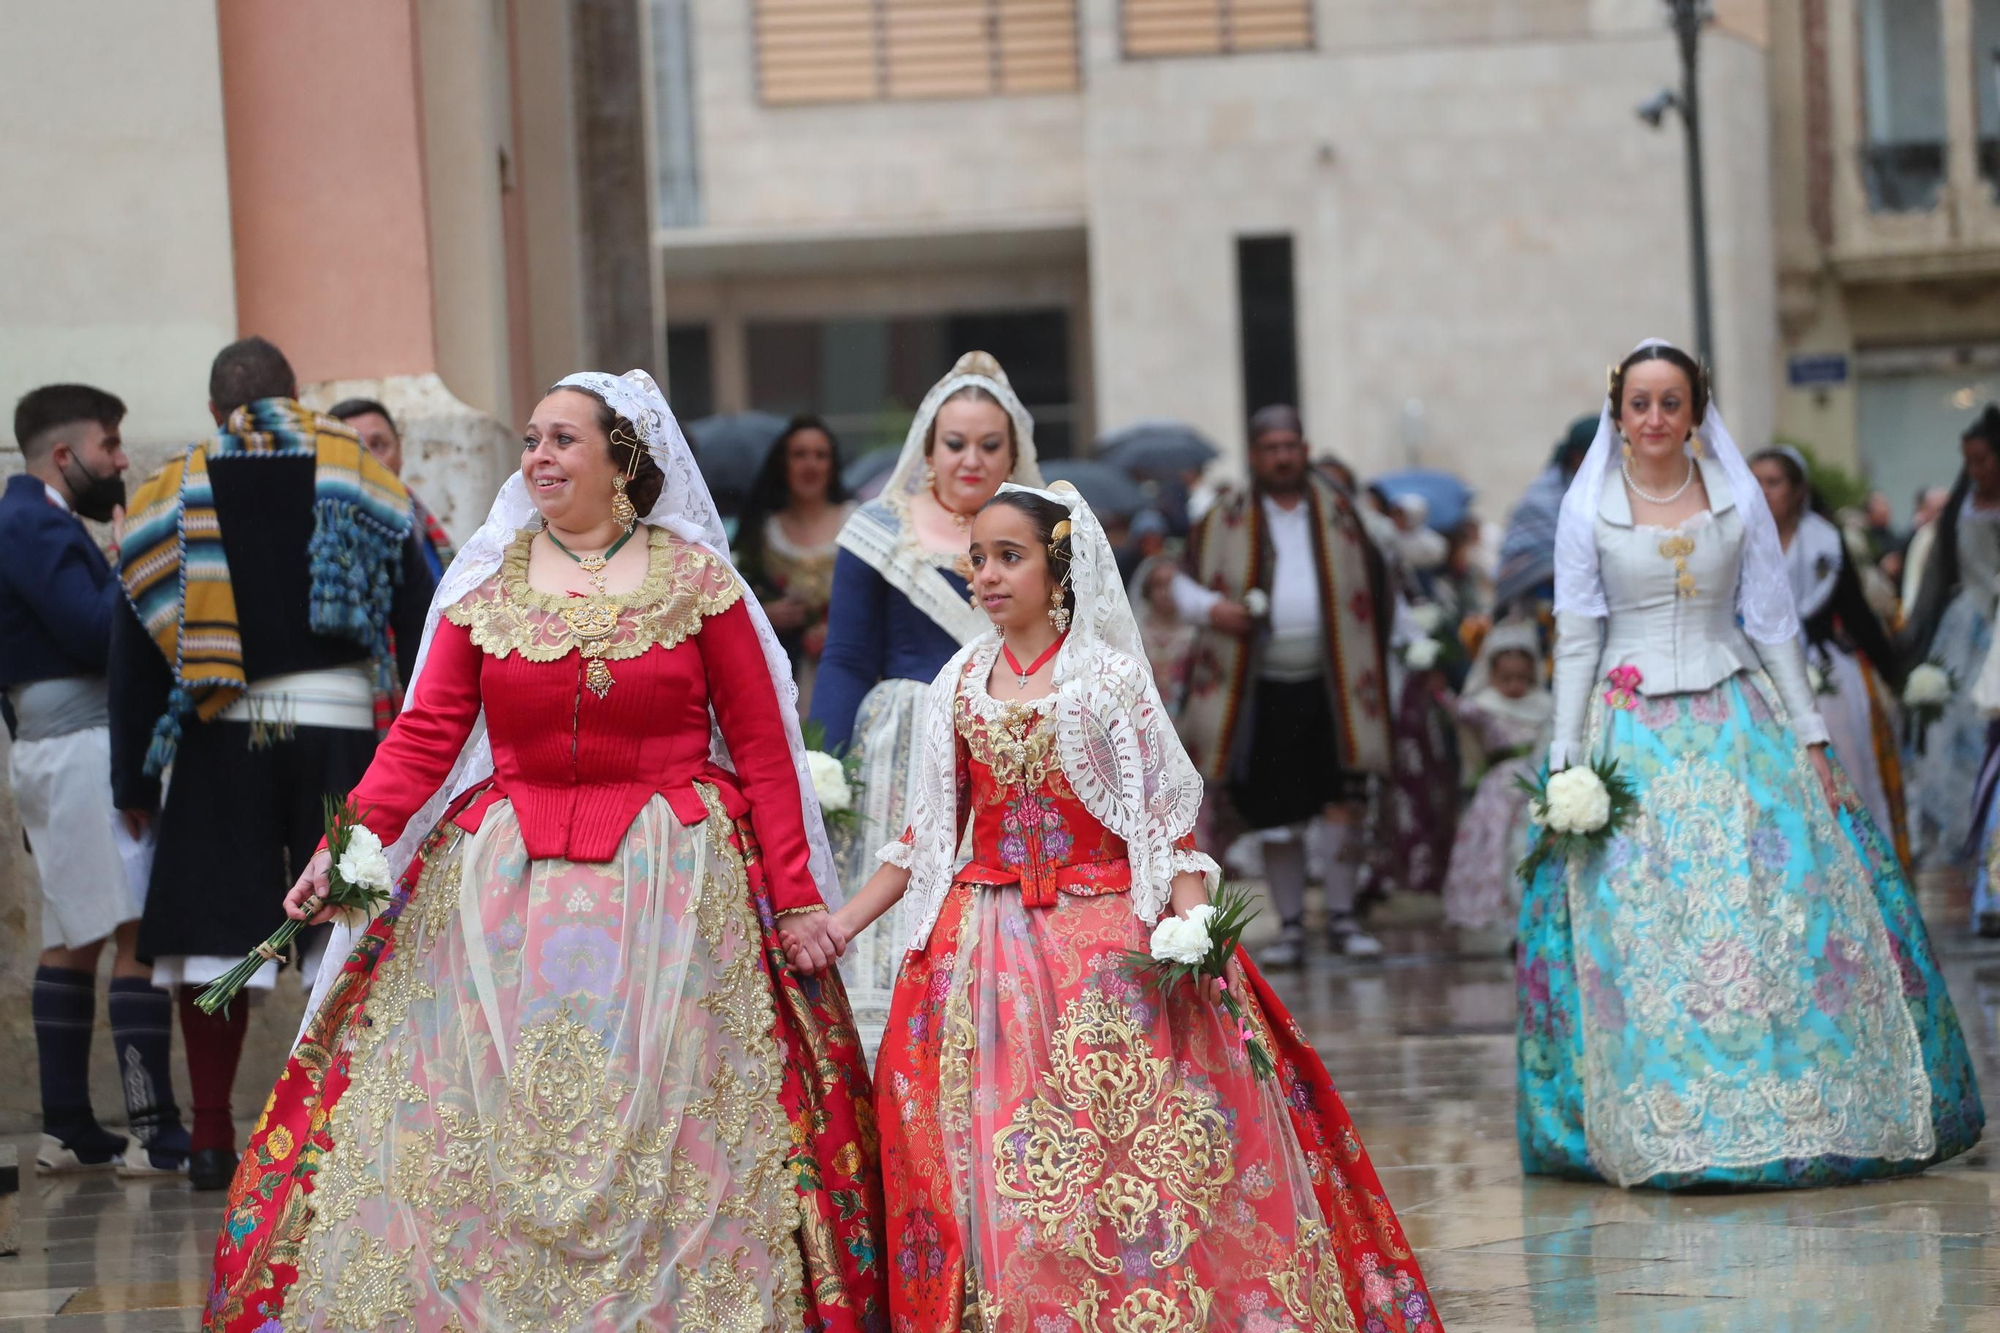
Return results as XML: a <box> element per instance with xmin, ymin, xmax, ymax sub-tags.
<box><xmin>107</xmin><ymin>337</ymin><xmax>436</xmax><ymax>1191</ymax></box>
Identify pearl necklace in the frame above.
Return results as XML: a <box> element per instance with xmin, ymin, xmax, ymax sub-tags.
<box><xmin>1622</xmin><ymin>455</ymin><xmax>1696</xmax><ymax>506</ymax></box>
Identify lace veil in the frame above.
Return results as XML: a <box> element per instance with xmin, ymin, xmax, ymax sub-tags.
<box><xmin>302</xmin><ymin>370</ymin><xmax>840</xmax><ymax>1035</ymax></box>
<box><xmin>892</xmin><ymin>482</ymin><xmax>1217</xmax><ymax>949</ymax></box>
<box><xmin>876</xmin><ymin>351</ymin><xmax>1043</xmax><ymax>506</ymax></box>
<box><xmin>1553</xmin><ymin>338</ymin><xmax>1799</xmax><ymax>645</ymax></box>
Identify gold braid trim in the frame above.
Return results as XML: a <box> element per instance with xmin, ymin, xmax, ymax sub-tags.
<box><xmin>445</xmin><ymin>527</ymin><xmax>742</xmax><ymax>663</ymax></box>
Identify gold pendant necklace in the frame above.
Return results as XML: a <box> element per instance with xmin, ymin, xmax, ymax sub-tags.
<box><xmin>545</xmin><ymin>527</ymin><xmax>637</xmax><ymax>698</ymax></box>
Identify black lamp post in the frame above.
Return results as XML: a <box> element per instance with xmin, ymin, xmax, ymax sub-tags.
<box><xmin>1639</xmin><ymin>0</ymin><xmax>1715</xmax><ymax>375</ymax></box>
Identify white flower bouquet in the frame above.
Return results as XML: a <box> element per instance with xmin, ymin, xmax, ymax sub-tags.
<box><xmin>1904</xmin><ymin>662</ymin><xmax>1954</xmax><ymax>752</ymax></box>
<box><xmin>1403</xmin><ymin>636</ymin><xmax>1444</xmax><ymax>671</ymax></box>
<box><xmin>1514</xmin><ymin>759</ymin><xmax>1638</xmax><ymax>886</ymax></box>
<box><xmin>195</xmin><ymin>796</ymin><xmax>396</xmax><ymax>1016</ymax></box>
<box><xmin>800</xmin><ymin>720</ymin><xmax>863</xmax><ymax>833</ymax></box>
<box><xmin>1243</xmin><ymin>588</ymin><xmax>1271</xmax><ymax>621</ymax></box>
<box><xmin>1124</xmin><ymin>883</ymin><xmax>1275</xmax><ymax>1082</ymax></box>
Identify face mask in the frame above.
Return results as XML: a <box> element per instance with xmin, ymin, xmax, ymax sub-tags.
<box><xmin>59</xmin><ymin>453</ymin><xmax>126</xmax><ymax>523</ymax></box>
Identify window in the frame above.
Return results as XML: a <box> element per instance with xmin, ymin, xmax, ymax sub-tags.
<box><xmin>753</xmin><ymin>0</ymin><xmax>1080</xmax><ymax>106</ymax></box>
<box><xmin>653</xmin><ymin>0</ymin><xmax>702</xmax><ymax>225</ymax></box>
<box><xmin>745</xmin><ymin>310</ymin><xmax>1077</xmax><ymax>458</ymax></box>
<box><xmin>1237</xmin><ymin>236</ymin><xmax>1299</xmax><ymax>420</ymax></box>
<box><xmin>1121</xmin><ymin>0</ymin><xmax>1312</xmax><ymax>59</ymax></box>
<box><xmin>1976</xmin><ymin>0</ymin><xmax>2000</xmax><ymax>198</ymax></box>
<box><xmin>1857</xmin><ymin>0</ymin><xmax>1946</xmax><ymax>212</ymax></box>
<box><xmin>666</xmin><ymin>325</ymin><xmax>715</xmax><ymax>421</ymax></box>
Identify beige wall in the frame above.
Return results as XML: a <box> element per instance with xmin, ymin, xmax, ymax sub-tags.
<box><xmin>512</xmin><ymin>0</ymin><xmax>589</xmax><ymax>397</ymax></box>
<box><xmin>673</xmin><ymin>0</ymin><xmax>1778</xmax><ymax>509</ymax></box>
<box><xmin>685</xmin><ymin>0</ymin><xmax>1088</xmax><ymax>232</ymax></box>
<box><xmin>0</xmin><ymin>0</ymin><xmax>237</xmax><ymax>452</ymax></box>
<box><xmin>417</xmin><ymin>0</ymin><xmax>520</xmax><ymax>424</ymax></box>
<box><xmin>1084</xmin><ymin>22</ymin><xmax>1778</xmax><ymax>502</ymax></box>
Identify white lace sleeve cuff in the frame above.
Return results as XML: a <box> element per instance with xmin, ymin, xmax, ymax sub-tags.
<box><xmin>1170</xmin><ymin>847</ymin><xmax>1221</xmax><ymax>888</ymax></box>
<box><xmin>877</xmin><ymin>839</ymin><xmax>915</xmax><ymax>870</ymax></box>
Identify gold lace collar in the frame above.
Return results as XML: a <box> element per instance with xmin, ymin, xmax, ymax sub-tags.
<box><xmin>500</xmin><ymin>525</ymin><xmax>682</xmax><ymax>612</ymax></box>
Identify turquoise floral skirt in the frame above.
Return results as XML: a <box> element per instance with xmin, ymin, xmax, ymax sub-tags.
<box><xmin>1517</xmin><ymin>671</ymin><xmax>1983</xmax><ymax>1189</ymax></box>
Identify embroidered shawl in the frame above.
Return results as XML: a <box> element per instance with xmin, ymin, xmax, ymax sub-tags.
<box><xmin>1178</xmin><ymin>472</ymin><xmax>1392</xmax><ymax>782</ymax></box>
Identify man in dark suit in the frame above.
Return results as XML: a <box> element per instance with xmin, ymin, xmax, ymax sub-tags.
<box><xmin>3</xmin><ymin>384</ymin><xmax>189</xmax><ymax>1176</ymax></box>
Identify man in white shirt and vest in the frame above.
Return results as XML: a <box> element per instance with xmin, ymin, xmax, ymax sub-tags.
<box><xmin>1174</xmin><ymin>405</ymin><xmax>1396</xmax><ymax>966</ymax></box>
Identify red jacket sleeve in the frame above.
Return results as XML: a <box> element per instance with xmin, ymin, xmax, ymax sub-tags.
<box><xmin>346</xmin><ymin>615</ymin><xmax>485</xmax><ymax>850</ymax></box>
<box><xmin>699</xmin><ymin>598</ymin><xmax>821</xmax><ymax>913</ymax></box>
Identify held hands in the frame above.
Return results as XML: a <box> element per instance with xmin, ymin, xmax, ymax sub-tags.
<box><xmin>779</xmin><ymin>907</ymin><xmax>850</xmax><ymax>975</ymax></box>
<box><xmin>283</xmin><ymin>847</ymin><xmax>338</xmax><ymax>926</ymax></box>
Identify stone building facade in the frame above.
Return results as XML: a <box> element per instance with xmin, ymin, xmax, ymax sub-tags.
<box><xmin>655</xmin><ymin>0</ymin><xmax>1781</xmax><ymax>502</ymax></box>
<box><xmin>1769</xmin><ymin>0</ymin><xmax>2000</xmax><ymax>516</ymax></box>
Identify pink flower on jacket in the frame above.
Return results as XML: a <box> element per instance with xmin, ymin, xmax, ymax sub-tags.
<box><xmin>1603</xmin><ymin>664</ymin><xmax>1643</xmax><ymax>711</ymax></box>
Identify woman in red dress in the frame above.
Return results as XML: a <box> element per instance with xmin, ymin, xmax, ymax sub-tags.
<box><xmin>798</xmin><ymin>483</ymin><xmax>1439</xmax><ymax>1333</ymax></box>
<box><xmin>203</xmin><ymin>371</ymin><xmax>884</xmax><ymax>1332</ymax></box>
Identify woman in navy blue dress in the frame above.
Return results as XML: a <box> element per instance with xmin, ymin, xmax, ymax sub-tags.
<box><xmin>808</xmin><ymin>352</ymin><xmax>1043</xmax><ymax>1051</ymax></box>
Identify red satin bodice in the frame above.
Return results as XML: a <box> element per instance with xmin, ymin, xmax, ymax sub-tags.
<box><xmin>347</xmin><ymin>530</ymin><xmax>821</xmax><ymax>912</ymax></box>
<box><xmin>948</xmin><ymin>669</ymin><xmax>1132</xmax><ymax>906</ymax></box>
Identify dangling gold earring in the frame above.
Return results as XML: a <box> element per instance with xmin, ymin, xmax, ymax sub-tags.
<box><xmin>610</xmin><ymin>423</ymin><xmax>642</xmax><ymax>531</ymax></box>
<box><xmin>611</xmin><ymin>475</ymin><xmax>638</xmax><ymax>531</ymax></box>
<box><xmin>1620</xmin><ymin>433</ymin><xmax>1633</xmax><ymax>462</ymax></box>
<box><xmin>1048</xmin><ymin>585</ymin><xmax>1071</xmax><ymax>633</ymax></box>
<box><xmin>923</xmin><ymin>463</ymin><xmax>938</xmax><ymax>492</ymax></box>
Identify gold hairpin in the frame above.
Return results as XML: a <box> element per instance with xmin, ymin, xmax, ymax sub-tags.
<box><xmin>1050</xmin><ymin>518</ymin><xmax>1073</xmax><ymax>542</ymax></box>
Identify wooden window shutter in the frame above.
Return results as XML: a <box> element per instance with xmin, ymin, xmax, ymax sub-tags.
<box><xmin>1121</xmin><ymin>0</ymin><xmax>1314</xmax><ymax>58</ymax></box>
<box><xmin>755</xmin><ymin>0</ymin><xmax>1079</xmax><ymax>105</ymax></box>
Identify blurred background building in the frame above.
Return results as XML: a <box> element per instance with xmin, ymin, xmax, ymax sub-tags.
<box><xmin>7</xmin><ymin>0</ymin><xmax>1996</xmax><ymax>506</ymax></box>
<box><xmin>1770</xmin><ymin>0</ymin><xmax>2000</xmax><ymax>519</ymax></box>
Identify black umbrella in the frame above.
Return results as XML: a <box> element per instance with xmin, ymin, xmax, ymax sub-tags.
<box><xmin>843</xmin><ymin>445</ymin><xmax>902</xmax><ymax>498</ymax></box>
<box><xmin>1041</xmin><ymin>460</ymin><xmax>1147</xmax><ymax>520</ymax></box>
<box><xmin>1096</xmin><ymin>420</ymin><xmax>1219</xmax><ymax>480</ymax></box>
<box><xmin>687</xmin><ymin>411</ymin><xmax>787</xmax><ymax>513</ymax></box>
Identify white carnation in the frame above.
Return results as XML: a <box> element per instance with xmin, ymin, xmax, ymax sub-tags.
<box><xmin>1407</xmin><ymin>603</ymin><xmax>1444</xmax><ymax>634</ymax></box>
<box><xmin>1404</xmin><ymin>637</ymin><xmax>1443</xmax><ymax>670</ymax></box>
<box><xmin>335</xmin><ymin>826</ymin><xmax>394</xmax><ymax>894</ymax></box>
<box><xmin>1905</xmin><ymin>664</ymin><xmax>1952</xmax><ymax>708</ymax></box>
<box><xmin>805</xmin><ymin>750</ymin><xmax>851</xmax><ymax>813</ymax></box>
<box><xmin>1149</xmin><ymin>912</ymin><xmax>1213</xmax><ymax>966</ymax></box>
<box><xmin>1243</xmin><ymin>589</ymin><xmax>1271</xmax><ymax>619</ymax></box>
<box><xmin>1543</xmin><ymin>767</ymin><xmax>1612</xmax><ymax>835</ymax></box>
<box><xmin>1807</xmin><ymin>665</ymin><xmax>1825</xmax><ymax>695</ymax></box>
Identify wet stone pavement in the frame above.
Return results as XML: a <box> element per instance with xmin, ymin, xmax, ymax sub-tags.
<box><xmin>4</xmin><ymin>876</ymin><xmax>1999</xmax><ymax>1331</ymax></box>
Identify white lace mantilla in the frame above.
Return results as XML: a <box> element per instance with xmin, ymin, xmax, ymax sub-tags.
<box><xmin>892</xmin><ymin>487</ymin><xmax>1217</xmax><ymax>949</ymax></box>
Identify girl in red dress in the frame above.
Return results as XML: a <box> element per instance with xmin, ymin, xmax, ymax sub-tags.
<box><xmin>794</xmin><ymin>483</ymin><xmax>1439</xmax><ymax>1333</ymax></box>
<box><xmin>202</xmin><ymin>371</ymin><xmax>883</xmax><ymax>1332</ymax></box>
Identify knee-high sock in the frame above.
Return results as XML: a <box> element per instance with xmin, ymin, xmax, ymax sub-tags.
<box><xmin>1265</xmin><ymin>835</ymin><xmax>1309</xmax><ymax>929</ymax></box>
<box><xmin>1316</xmin><ymin>820</ymin><xmax>1358</xmax><ymax>918</ymax></box>
<box><xmin>33</xmin><ymin>966</ymin><xmax>100</xmax><ymax>1138</ymax></box>
<box><xmin>108</xmin><ymin>978</ymin><xmax>184</xmax><ymax>1148</ymax></box>
<box><xmin>177</xmin><ymin>987</ymin><xmax>248</xmax><ymax>1154</ymax></box>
